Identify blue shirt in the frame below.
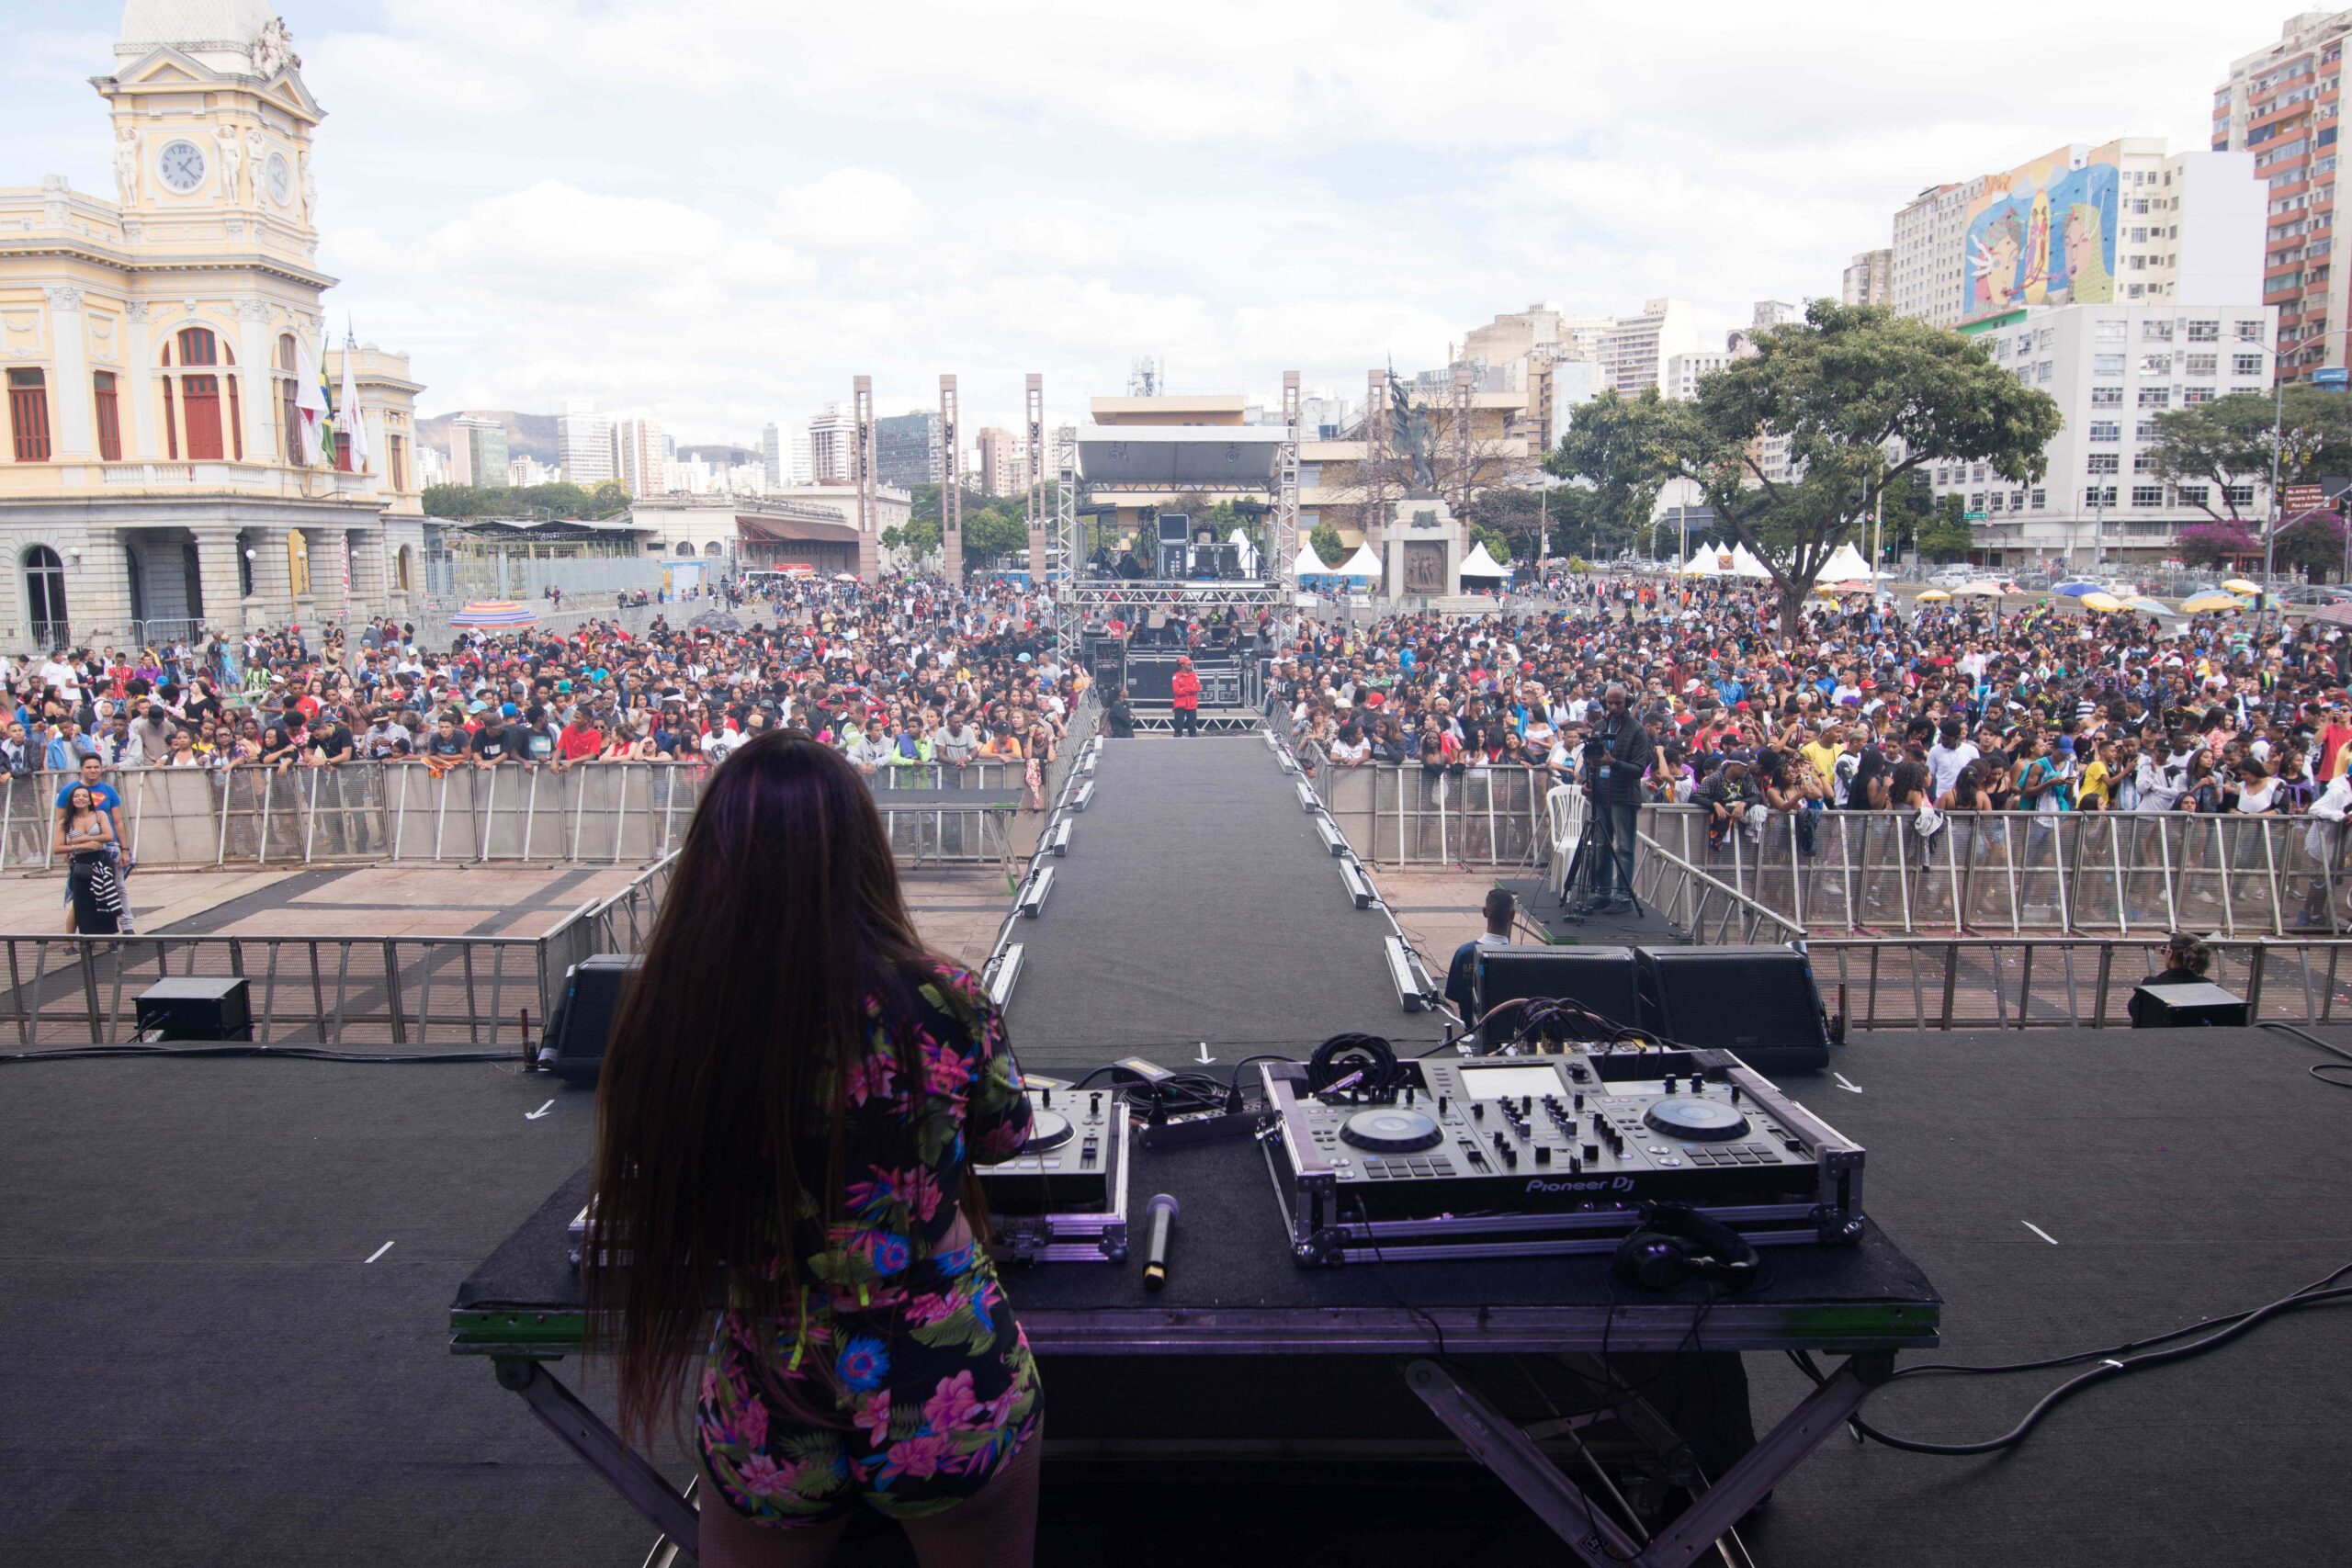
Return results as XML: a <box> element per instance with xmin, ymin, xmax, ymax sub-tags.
<box><xmin>56</xmin><ymin>779</ymin><xmax>120</xmax><ymax>820</ymax></box>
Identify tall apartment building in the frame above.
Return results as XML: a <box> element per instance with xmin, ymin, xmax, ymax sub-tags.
<box><xmin>1922</xmin><ymin>148</ymin><xmax>2275</xmax><ymax>566</ymax></box>
<box><xmin>1842</xmin><ymin>249</ymin><xmax>1893</xmax><ymax>306</ymax></box>
<box><xmin>1600</xmin><ymin>299</ymin><xmax>1702</xmax><ymax>395</ymax></box>
<box><xmin>808</xmin><ymin>404</ymin><xmax>855</xmax><ymax>484</ymax></box>
<box><xmin>613</xmin><ymin>417</ymin><xmax>666</xmax><ymax>498</ymax></box>
<box><xmin>558</xmin><ymin>400</ymin><xmax>615</xmax><ymax>487</ymax></box>
<box><xmin>975</xmin><ymin>426</ymin><xmax>1022</xmax><ymax>496</ymax></box>
<box><xmin>874</xmin><ymin>411</ymin><xmax>944</xmax><ymax>491</ymax></box>
<box><xmin>447</xmin><ymin>415</ymin><xmax>507</xmax><ymax>489</ymax></box>
<box><xmin>760</xmin><ymin>422</ymin><xmax>783</xmax><ymax>491</ymax></box>
<box><xmin>2212</xmin><ymin>11</ymin><xmax>2347</xmax><ymax>381</ymax></box>
<box><xmin>1891</xmin><ymin>180</ymin><xmax>1984</xmax><ymax>327</ymax></box>
<box><xmin>1663</xmin><ymin>350</ymin><xmax>1728</xmax><ymax>400</ymax></box>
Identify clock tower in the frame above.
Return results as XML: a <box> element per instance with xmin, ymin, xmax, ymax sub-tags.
<box><xmin>97</xmin><ymin>0</ymin><xmax>323</xmax><ymax>263</ymax></box>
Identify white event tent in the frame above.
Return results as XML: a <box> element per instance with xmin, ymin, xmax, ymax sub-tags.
<box><xmin>1817</xmin><ymin>543</ymin><xmax>1875</xmax><ymax>581</ymax></box>
<box><xmin>1461</xmin><ymin>542</ymin><xmax>1510</xmax><ymax>579</ymax></box>
<box><xmin>1293</xmin><ymin>543</ymin><xmax>1335</xmax><ymax>580</ymax></box>
<box><xmin>1336</xmin><ymin>544</ymin><xmax>1383</xmax><ymax>581</ymax></box>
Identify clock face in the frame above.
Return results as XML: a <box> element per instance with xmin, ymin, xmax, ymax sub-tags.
<box><xmin>157</xmin><ymin>139</ymin><xmax>206</xmax><ymax>195</ymax></box>
<box><xmin>266</xmin><ymin>151</ymin><xmax>292</xmax><ymax>206</ymax></box>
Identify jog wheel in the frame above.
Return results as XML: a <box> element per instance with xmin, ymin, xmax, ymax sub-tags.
<box><xmin>1642</xmin><ymin>1099</ymin><xmax>1750</xmax><ymax>1142</ymax></box>
<box><xmin>1339</xmin><ymin>1106</ymin><xmax>1443</xmax><ymax>1153</ymax></box>
<box><xmin>1023</xmin><ymin>1108</ymin><xmax>1073</xmax><ymax>1153</ymax></box>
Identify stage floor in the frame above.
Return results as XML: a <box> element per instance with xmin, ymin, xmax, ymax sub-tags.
<box><xmin>5</xmin><ymin>1022</ymin><xmax>2349</xmax><ymax>1565</ymax></box>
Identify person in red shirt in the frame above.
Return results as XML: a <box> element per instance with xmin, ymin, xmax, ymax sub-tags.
<box><xmin>1169</xmin><ymin>655</ymin><xmax>1202</xmax><ymax>738</ymax></box>
<box><xmin>554</xmin><ymin>713</ymin><xmax>606</xmax><ymax>770</ymax></box>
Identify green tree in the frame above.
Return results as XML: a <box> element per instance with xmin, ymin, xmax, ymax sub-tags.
<box><xmin>1552</xmin><ymin>301</ymin><xmax>2063</xmax><ymax>634</ymax></box>
<box><xmin>1914</xmin><ymin>495</ymin><xmax>1973</xmax><ymax>562</ymax></box>
<box><xmin>2274</xmin><ymin>513</ymin><xmax>2351</xmax><ymax>581</ymax></box>
<box><xmin>2149</xmin><ymin>384</ymin><xmax>2352</xmax><ymax>527</ymax></box>
<box><xmin>1308</xmin><ymin>521</ymin><xmax>1346</xmax><ymax>567</ymax></box>
<box><xmin>963</xmin><ymin>502</ymin><xmax>1028</xmax><ymax>565</ymax></box>
<box><xmin>1468</xmin><ymin>523</ymin><xmax>1513</xmax><ymax>565</ymax></box>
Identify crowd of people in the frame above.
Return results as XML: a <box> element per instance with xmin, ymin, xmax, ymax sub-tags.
<box><xmin>1270</xmin><ymin>578</ymin><xmax>2352</xmax><ymax>874</ymax></box>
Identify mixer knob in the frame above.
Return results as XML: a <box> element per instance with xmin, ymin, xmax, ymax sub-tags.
<box><xmin>1534</xmin><ymin>1145</ymin><xmax>1551</xmax><ymax>1166</ymax></box>
<box><xmin>1662</xmin><ymin>1077</ymin><xmax>1676</xmax><ymax>1094</ymax></box>
<box><xmin>1437</xmin><ymin>1094</ymin><xmax>1449</xmax><ymax>1114</ymax></box>
<box><xmin>1568</xmin><ymin>1156</ymin><xmax>1582</xmax><ymax>1174</ymax></box>
<box><xmin>1572</xmin><ymin>1092</ymin><xmax>1584</xmax><ymax>1111</ymax></box>
<box><xmin>1521</xmin><ymin>1095</ymin><xmax>1533</xmax><ymax>1116</ymax></box>
<box><xmin>1473</xmin><ymin>1102</ymin><xmax>1486</xmax><ymax>1121</ymax></box>
<box><xmin>1090</xmin><ymin>1092</ymin><xmax>1102</xmax><ymax>1114</ymax></box>
<box><xmin>1582</xmin><ymin>1142</ymin><xmax>1600</xmax><ymax>1161</ymax></box>
<box><xmin>1728</xmin><ymin>1084</ymin><xmax>1742</xmax><ymax>1104</ymax></box>
<box><xmin>1404</xmin><ymin>1086</ymin><xmax>1415</xmax><ymax>1105</ymax></box>
<box><xmin>1041</xmin><ymin>1089</ymin><xmax>1052</xmax><ymax>1108</ymax></box>
<box><xmin>1501</xmin><ymin>1146</ymin><xmax>1518</xmax><ymax>1168</ymax></box>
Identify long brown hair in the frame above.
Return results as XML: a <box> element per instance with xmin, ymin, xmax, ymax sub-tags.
<box><xmin>586</xmin><ymin>730</ymin><xmax>937</xmax><ymax>1444</ymax></box>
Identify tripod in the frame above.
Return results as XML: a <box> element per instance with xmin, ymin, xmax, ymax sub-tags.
<box><xmin>1557</xmin><ymin>795</ymin><xmax>1602</xmax><ymax>922</ymax></box>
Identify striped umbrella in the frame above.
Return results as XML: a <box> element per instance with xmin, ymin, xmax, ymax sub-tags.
<box><xmin>447</xmin><ymin>600</ymin><xmax>541</xmax><ymax>628</ymax></box>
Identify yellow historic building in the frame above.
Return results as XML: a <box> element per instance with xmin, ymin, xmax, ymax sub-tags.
<box><xmin>0</xmin><ymin>2</ymin><xmax>424</xmax><ymax>652</ymax></box>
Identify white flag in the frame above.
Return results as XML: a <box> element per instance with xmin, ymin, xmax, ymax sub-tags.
<box><xmin>292</xmin><ymin>333</ymin><xmax>330</xmax><ymax>467</ymax></box>
<box><xmin>339</xmin><ymin>333</ymin><xmax>372</xmax><ymax>472</ymax></box>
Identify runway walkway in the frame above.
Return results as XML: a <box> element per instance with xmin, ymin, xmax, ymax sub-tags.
<box><xmin>1003</xmin><ymin>734</ymin><xmax>1442</xmax><ymax>1072</ymax></box>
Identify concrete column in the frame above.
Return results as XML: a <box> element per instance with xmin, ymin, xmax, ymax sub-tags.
<box><xmin>46</xmin><ymin>287</ymin><xmax>93</xmax><ymax>457</ymax></box>
<box><xmin>246</xmin><ymin>526</ymin><xmax>295</xmax><ymax>628</ymax></box>
<box><xmin>311</xmin><ymin>526</ymin><xmax>351</xmax><ymax>626</ymax></box>
<box><xmin>236</xmin><ymin>301</ymin><xmax>274</xmax><ymax>465</ymax></box>
<box><xmin>346</xmin><ymin>525</ymin><xmax>387</xmax><ymax>623</ymax></box>
<box><xmin>68</xmin><ymin>533</ymin><xmax>135</xmax><ymax>649</ymax></box>
<box><xmin>191</xmin><ymin>523</ymin><xmax>245</xmax><ymax>635</ymax></box>
<box><xmin>123</xmin><ymin>301</ymin><xmax>156</xmax><ymax>460</ymax></box>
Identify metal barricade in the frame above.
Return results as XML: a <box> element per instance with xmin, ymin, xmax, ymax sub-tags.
<box><xmin>1316</xmin><ymin>765</ymin><xmax>1552</xmax><ymax>868</ymax></box>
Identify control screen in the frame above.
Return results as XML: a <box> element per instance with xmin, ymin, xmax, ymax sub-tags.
<box><xmin>1456</xmin><ymin>1065</ymin><xmax>1565</xmax><ymax>1100</ymax></box>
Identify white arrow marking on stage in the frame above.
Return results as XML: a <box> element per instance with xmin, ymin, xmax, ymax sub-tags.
<box><xmin>1832</xmin><ymin>1073</ymin><xmax>1863</xmax><ymax>1094</ymax></box>
<box><xmin>2021</xmin><ymin>1221</ymin><xmax>2059</xmax><ymax>1246</ymax></box>
<box><xmin>366</xmin><ymin>1240</ymin><xmax>395</xmax><ymax>1264</ymax></box>
<box><xmin>1196</xmin><ymin>1042</ymin><xmax>1216</xmax><ymax>1064</ymax></box>
<box><xmin>526</xmin><ymin>1100</ymin><xmax>555</xmax><ymax>1120</ymax></box>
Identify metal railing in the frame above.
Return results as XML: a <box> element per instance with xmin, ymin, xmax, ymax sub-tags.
<box><xmin>1635</xmin><ymin>804</ymin><xmax>2352</xmax><ymax>940</ymax></box>
<box><xmin>1</xmin><ymin>853</ymin><xmax>678</xmax><ymax>1049</ymax></box>
<box><xmin>0</xmin><ymin>752</ymin><xmax>1103</xmax><ymax>872</ymax></box>
<box><xmin>1307</xmin><ymin>763</ymin><xmax>1552</xmax><ymax>867</ymax></box>
<box><xmin>1805</xmin><ymin>936</ymin><xmax>2352</xmax><ymax>1031</ymax></box>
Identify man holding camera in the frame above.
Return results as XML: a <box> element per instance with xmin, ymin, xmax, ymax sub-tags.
<box><xmin>1579</xmin><ymin>682</ymin><xmax>1654</xmax><ymax>915</ymax></box>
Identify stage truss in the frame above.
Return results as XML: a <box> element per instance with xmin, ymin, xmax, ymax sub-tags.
<box><xmin>1051</xmin><ymin>380</ymin><xmax>1302</xmax><ymax>661</ymax></box>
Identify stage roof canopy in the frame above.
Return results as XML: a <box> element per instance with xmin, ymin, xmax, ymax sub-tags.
<box><xmin>1074</xmin><ymin>424</ymin><xmax>1287</xmax><ymax>488</ymax></box>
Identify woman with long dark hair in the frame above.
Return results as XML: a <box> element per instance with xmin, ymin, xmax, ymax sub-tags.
<box><xmin>588</xmin><ymin>731</ymin><xmax>1041</xmax><ymax>1566</ymax></box>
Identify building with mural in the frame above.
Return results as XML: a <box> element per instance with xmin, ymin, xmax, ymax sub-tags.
<box><xmin>0</xmin><ymin>3</ymin><xmax>426</xmax><ymax>652</ymax></box>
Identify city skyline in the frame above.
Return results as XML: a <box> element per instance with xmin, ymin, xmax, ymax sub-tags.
<box><xmin>3</xmin><ymin>2</ymin><xmax>2260</xmax><ymax>444</ymax></box>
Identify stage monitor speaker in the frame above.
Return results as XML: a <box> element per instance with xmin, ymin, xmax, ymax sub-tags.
<box><xmin>1159</xmin><ymin>542</ymin><xmax>1188</xmax><ymax>579</ymax></box>
<box><xmin>1475</xmin><ymin>946</ymin><xmax>1639</xmax><ymax>1036</ymax></box>
<box><xmin>2128</xmin><ymin>981</ymin><xmax>2250</xmax><ymax>1028</ymax></box>
<box><xmin>1635</xmin><ymin>944</ymin><xmax>1830</xmax><ymax>1074</ymax></box>
<box><xmin>1209</xmin><ymin>544</ymin><xmax>1243</xmax><ymax>580</ymax></box>
<box><xmin>543</xmin><ymin>953</ymin><xmax>641</xmax><ymax>1083</ymax></box>
<box><xmin>136</xmin><ymin>976</ymin><xmax>253</xmax><ymax>1042</ymax></box>
<box><xmin>1157</xmin><ymin>513</ymin><xmax>1192</xmax><ymax>544</ymax></box>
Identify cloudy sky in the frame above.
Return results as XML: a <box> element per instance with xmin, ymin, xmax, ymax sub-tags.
<box><xmin>5</xmin><ymin>1</ymin><xmax>2270</xmax><ymax>444</ymax></box>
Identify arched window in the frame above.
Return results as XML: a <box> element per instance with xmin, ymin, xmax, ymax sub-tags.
<box><xmin>703</xmin><ymin>540</ymin><xmax>723</xmax><ymax>557</ymax></box>
<box><xmin>23</xmin><ymin>546</ymin><xmax>68</xmax><ymax>649</ymax></box>
<box><xmin>164</xmin><ymin>327</ymin><xmax>241</xmax><ymax>462</ymax></box>
<box><xmin>394</xmin><ymin>545</ymin><xmax>413</xmax><ymax>593</ymax></box>
<box><xmin>276</xmin><ymin>334</ymin><xmax>302</xmax><ymax>464</ymax></box>
<box><xmin>287</xmin><ymin>529</ymin><xmax>311</xmax><ymax>598</ymax></box>
<box><xmin>674</xmin><ymin>542</ymin><xmax>694</xmax><ymax>557</ymax></box>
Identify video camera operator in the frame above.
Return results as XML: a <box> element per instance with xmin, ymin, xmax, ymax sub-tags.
<box><xmin>1579</xmin><ymin>682</ymin><xmax>1653</xmax><ymax>915</ymax></box>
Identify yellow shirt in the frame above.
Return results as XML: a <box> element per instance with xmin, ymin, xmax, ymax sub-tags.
<box><xmin>2078</xmin><ymin>758</ymin><xmax>2111</xmax><ymax>807</ymax></box>
<box><xmin>1800</xmin><ymin>739</ymin><xmax>1841</xmax><ymax>788</ymax></box>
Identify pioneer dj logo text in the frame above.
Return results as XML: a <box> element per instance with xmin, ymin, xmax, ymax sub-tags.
<box><xmin>1523</xmin><ymin>1176</ymin><xmax>1638</xmax><ymax>1195</ymax></box>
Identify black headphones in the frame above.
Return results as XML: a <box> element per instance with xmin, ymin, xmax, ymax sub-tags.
<box><xmin>1612</xmin><ymin>1201</ymin><xmax>1762</xmax><ymax>1292</ymax></box>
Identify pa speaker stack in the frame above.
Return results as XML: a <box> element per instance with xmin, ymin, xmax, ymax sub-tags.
<box><xmin>1635</xmin><ymin>944</ymin><xmax>1829</xmax><ymax>1074</ymax></box>
<box><xmin>541</xmin><ymin>953</ymin><xmax>641</xmax><ymax>1083</ymax></box>
<box><xmin>1474</xmin><ymin>946</ymin><xmax>1640</xmax><ymax>1035</ymax></box>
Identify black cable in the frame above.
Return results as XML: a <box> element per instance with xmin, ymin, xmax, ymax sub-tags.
<box><xmin>2259</xmin><ymin>1021</ymin><xmax>2352</xmax><ymax>1090</ymax></box>
<box><xmin>1792</xmin><ymin>1273</ymin><xmax>2352</xmax><ymax>1457</ymax></box>
<box><xmin>0</xmin><ymin>1042</ymin><xmax>514</xmax><ymax>1065</ymax></box>
<box><xmin>1224</xmin><ymin>1054</ymin><xmax>1296</xmax><ymax>1095</ymax></box>
<box><xmin>1348</xmin><ymin>1193</ymin><xmax>1447</xmax><ymax>1361</ymax></box>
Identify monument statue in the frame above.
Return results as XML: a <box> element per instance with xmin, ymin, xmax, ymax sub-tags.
<box><xmin>1386</xmin><ymin>361</ymin><xmax>1437</xmax><ymax>496</ymax></box>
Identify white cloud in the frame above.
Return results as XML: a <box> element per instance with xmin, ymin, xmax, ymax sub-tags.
<box><xmin>770</xmin><ymin>169</ymin><xmax>922</xmax><ymax>253</ymax></box>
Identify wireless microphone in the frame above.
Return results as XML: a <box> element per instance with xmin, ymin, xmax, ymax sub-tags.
<box><xmin>1141</xmin><ymin>1192</ymin><xmax>1180</xmax><ymax>1292</ymax></box>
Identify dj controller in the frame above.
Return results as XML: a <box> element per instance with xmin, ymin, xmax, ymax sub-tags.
<box><xmin>1260</xmin><ymin>1045</ymin><xmax>1864</xmax><ymax>1266</ymax></box>
<box><xmin>974</xmin><ymin>1086</ymin><xmax>1132</xmax><ymax>1264</ymax></box>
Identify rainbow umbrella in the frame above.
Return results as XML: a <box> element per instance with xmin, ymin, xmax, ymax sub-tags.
<box><xmin>447</xmin><ymin>600</ymin><xmax>540</xmax><ymax>628</ymax></box>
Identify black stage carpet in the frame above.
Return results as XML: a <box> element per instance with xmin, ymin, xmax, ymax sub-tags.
<box><xmin>8</xmin><ymin>1029</ymin><xmax>2352</xmax><ymax>1566</ymax></box>
<box><xmin>1003</xmin><ymin>735</ymin><xmax>1440</xmax><ymax>1069</ymax></box>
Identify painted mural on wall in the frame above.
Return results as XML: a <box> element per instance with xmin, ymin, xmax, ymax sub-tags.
<box><xmin>1962</xmin><ymin>142</ymin><xmax>2120</xmax><ymax>321</ymax></box>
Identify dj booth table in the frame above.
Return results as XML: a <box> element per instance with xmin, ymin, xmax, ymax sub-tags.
<box><xmin>452</xmin><ymin>1122</ymin><xmax>1939</xmax><ymax>1566</ymax></box>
